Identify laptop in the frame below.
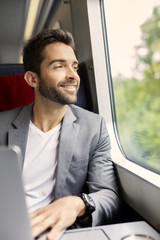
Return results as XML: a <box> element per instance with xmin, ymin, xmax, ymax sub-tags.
<box><xmin>0</xmin><ymin>145</ymin><xmax>66</xmax><ymax>240</ymax></box>
<box><xmin>0</xmin><ymin>145</ymin><xmax>33</xmax><ymax>240</ymax></box>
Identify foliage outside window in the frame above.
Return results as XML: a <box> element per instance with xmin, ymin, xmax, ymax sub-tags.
<box><xmin>105</xmin><ymin>1</ymin><xmax>160</xmax><ymax>173</ymax></box>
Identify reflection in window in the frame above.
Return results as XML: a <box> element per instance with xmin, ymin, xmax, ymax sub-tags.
<box><xmin>104</xmin><ymin>0</ymin><xmax>160</xmax><ymax>173</ymax></box>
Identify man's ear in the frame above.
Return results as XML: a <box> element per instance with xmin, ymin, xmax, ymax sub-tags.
<box><xmin>24</xmin><ymin>71</ymin><xmax>38</xmax><ymax>88</ymax></box>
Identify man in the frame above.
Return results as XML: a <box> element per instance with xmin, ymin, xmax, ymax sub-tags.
<box><xmin>0</xmin><ymin>29</ymin><xmax>121</xmax><ymax>240</ymax></box>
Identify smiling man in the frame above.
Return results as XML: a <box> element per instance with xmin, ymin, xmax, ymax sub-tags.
<box><xmin>0</xmin><ymin>29</ymin><xmax>121</xmax><ymax>240</ymax></box>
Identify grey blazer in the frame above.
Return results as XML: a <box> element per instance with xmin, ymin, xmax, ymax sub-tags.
<box><xmin>0</xmin><ymin>103</ymin><xmax>121</xmax><ymax>226</ymax></box>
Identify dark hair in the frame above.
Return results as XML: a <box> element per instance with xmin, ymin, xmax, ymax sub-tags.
<box><xmin>22</xmin><ymin>29</ymin><xmax>75</xmax><ymax>76</ymax></box>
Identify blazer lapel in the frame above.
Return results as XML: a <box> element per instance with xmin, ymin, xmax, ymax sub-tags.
<box><xmin>8</xmin><ymin>103</ymin><xmax>33</xmax><ymax>170</ymax></box>
<box><xmin>54</xmin><ymin>106</ymin><xmax>80</xmax><ymax>199</ymax></box>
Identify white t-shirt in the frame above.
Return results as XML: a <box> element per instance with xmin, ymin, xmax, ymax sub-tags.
<box><xmin>22</xmin><ymin>121</ymin><xmax>61</xmax><ymax>213</ymax></box>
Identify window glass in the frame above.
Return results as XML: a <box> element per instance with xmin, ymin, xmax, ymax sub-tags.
<box><xmin>104</xmin><ymin>0</ymin><xmax>160</xmax><ymax>173</ymax></box>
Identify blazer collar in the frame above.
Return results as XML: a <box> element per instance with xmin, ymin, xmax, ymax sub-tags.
<box><xmin>54</xmin><ymin>105</ymin><xmax>80</xmax><ymax>199</ymax></box>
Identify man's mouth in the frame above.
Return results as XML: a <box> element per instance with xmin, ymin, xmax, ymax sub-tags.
<box><xmin>59</xmin><ymin>83</ymin><xmax>78</xmax><ymax>91</ymax></box>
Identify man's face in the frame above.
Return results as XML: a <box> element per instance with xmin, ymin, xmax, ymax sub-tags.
<box><xmin>38</xmin><ymin>42</ymin><xmax>80</xmax><ymax>105</ymax></box>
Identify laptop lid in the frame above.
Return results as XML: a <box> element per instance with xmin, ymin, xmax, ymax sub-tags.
<box><xmin>0</xmin><ymin>145</ymin><xmax>33</xmax><ymax>240</ymax></box>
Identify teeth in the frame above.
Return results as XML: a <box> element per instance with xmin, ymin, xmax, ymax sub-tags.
<box><xmin>61</xmin><ymin>85</ymin><xmax>76</xmax><ymax>89</ymax></box>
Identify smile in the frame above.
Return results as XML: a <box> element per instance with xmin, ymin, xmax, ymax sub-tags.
<box><xmin>60</xmin><ymin>85</ymin><xmax>77</xmax><ymax>91</ymax></box>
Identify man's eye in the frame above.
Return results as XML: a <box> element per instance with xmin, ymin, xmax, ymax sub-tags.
<box><xmin>54</xmin><ymin>65</ymin><xmax>63</xmax><ymax>69</ymax></box>
<box><xmin>73</xmin><ymin>65</ymin><xmax>79</xmax><ymax>71</ymax></box>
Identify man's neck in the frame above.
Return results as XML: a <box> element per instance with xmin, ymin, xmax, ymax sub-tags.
<box><xmin>31</xmin><ymin>100</ymin><xmax>67</xmax><ymax>133</ymax></box>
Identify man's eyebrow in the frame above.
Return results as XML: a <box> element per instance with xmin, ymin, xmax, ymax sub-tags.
<box><xmin>49</xmin><ymin>59</ymin><xmax>79</xmax><ymax>66</ymax></box>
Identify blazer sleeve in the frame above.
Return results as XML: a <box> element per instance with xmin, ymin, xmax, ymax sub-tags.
<box><xmin>86</xmin><ymin>117</ymin><xmax>122</xmax><ymax>226</ymax></box>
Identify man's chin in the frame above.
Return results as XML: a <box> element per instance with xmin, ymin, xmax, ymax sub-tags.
<box><xmin>57</xmin><ymin>92</ymin><xmax>77</xmax><ymax>105</ymax></box>
<box><xmin>54</xmin><ymin>95</ymin><xmax>77</xmax><ymax>105</ymax></box>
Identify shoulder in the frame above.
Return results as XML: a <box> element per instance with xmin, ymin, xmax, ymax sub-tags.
<box><xmin>70</xmin><ymin>104</ymin><xmax>103</xmax><ymax>122</ymax></box>
<box><xmin>0</xmin><ymin>104</ymin><xmax>32</xmax><ymax>126</ymax></box>
<box><xmin>69</xmin><ymin>105</ymin><xmax>110</xmax><ymax>153</ymax></box>
<box><xmin>0</xmin><ymin>106</ymin><xmax>23</xmax><ymax>119</ymax></box>
<box><xmin>69</xmin><ymin>105</ymin><xmax>106</xmax><ymax>134</ymax></box>
<box><xmin>0</xmin><ymin>107</ymin><xmax>23</xmax><ymax>133</ymax></box>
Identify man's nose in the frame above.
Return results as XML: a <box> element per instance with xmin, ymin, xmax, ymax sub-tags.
<box><xmin>66</xmin><ymin>66</ymin><xmax>78</xmax><ymax>79</ymax></box>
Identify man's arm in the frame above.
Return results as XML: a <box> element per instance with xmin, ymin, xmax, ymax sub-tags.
<box><xmin>86</xmin><ymin>117</ymin><xmax>121</xmax><ymax>226</ymax></box>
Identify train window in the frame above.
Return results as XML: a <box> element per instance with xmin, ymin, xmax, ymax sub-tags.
<box><xmin>104</xmin><ymin>0</ymin><xmax>160</xmax><ymax>173</ymax></box>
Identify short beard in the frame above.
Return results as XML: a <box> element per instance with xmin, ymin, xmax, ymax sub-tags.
<box><xmin>38</xmin><ymin>77</ymin><xmax>78</xmax><ymax>105</ymax></box>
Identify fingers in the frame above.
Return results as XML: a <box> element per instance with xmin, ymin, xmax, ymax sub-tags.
<box><xmin>30</xmin><ymin>207</ymin><xmax>56</xmax><ymax>237</ymax></box>
<box><xmin>46</xmin><ymin>224</ymin><xmax>65</xmax><ymax>240</ymax></box>
<box><xmin>32</xmin><ymin>217</ymin><xmax>53</xmax><ymax>237</ymax></box>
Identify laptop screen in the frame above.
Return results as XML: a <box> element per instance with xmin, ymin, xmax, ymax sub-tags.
<box><xmin>0</xmin><ymin>146</ymin><xmax>33</xmax><ymax>240</ymax></box>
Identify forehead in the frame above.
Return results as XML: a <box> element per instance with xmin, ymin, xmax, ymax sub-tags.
<box><xmin>42</xmin><ymin>42</ymin><xmax>77</xmax><ymax>62</ymax></box>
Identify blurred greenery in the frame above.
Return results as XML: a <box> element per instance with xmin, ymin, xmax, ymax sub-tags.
<box><xmin>113</xmin><ymin>6</ymin><xmax>160</xmax><ymax>172</ymax></box>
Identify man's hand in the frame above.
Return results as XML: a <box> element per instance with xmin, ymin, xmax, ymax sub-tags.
<box><xmin>30</xmin><ymin>196</ymin><xmax>86</xmax><ymax>240</ymax></box>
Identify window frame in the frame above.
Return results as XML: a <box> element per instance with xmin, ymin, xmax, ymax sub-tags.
<box><xmin>87</xmin><ymin>0</ymin><xmax>160</xmax><ymax>187</ymax></box>
<box><xmin>86</xmin><ymin>0</ymin><xmax>160</xmax><ymax>230</ymax></box>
